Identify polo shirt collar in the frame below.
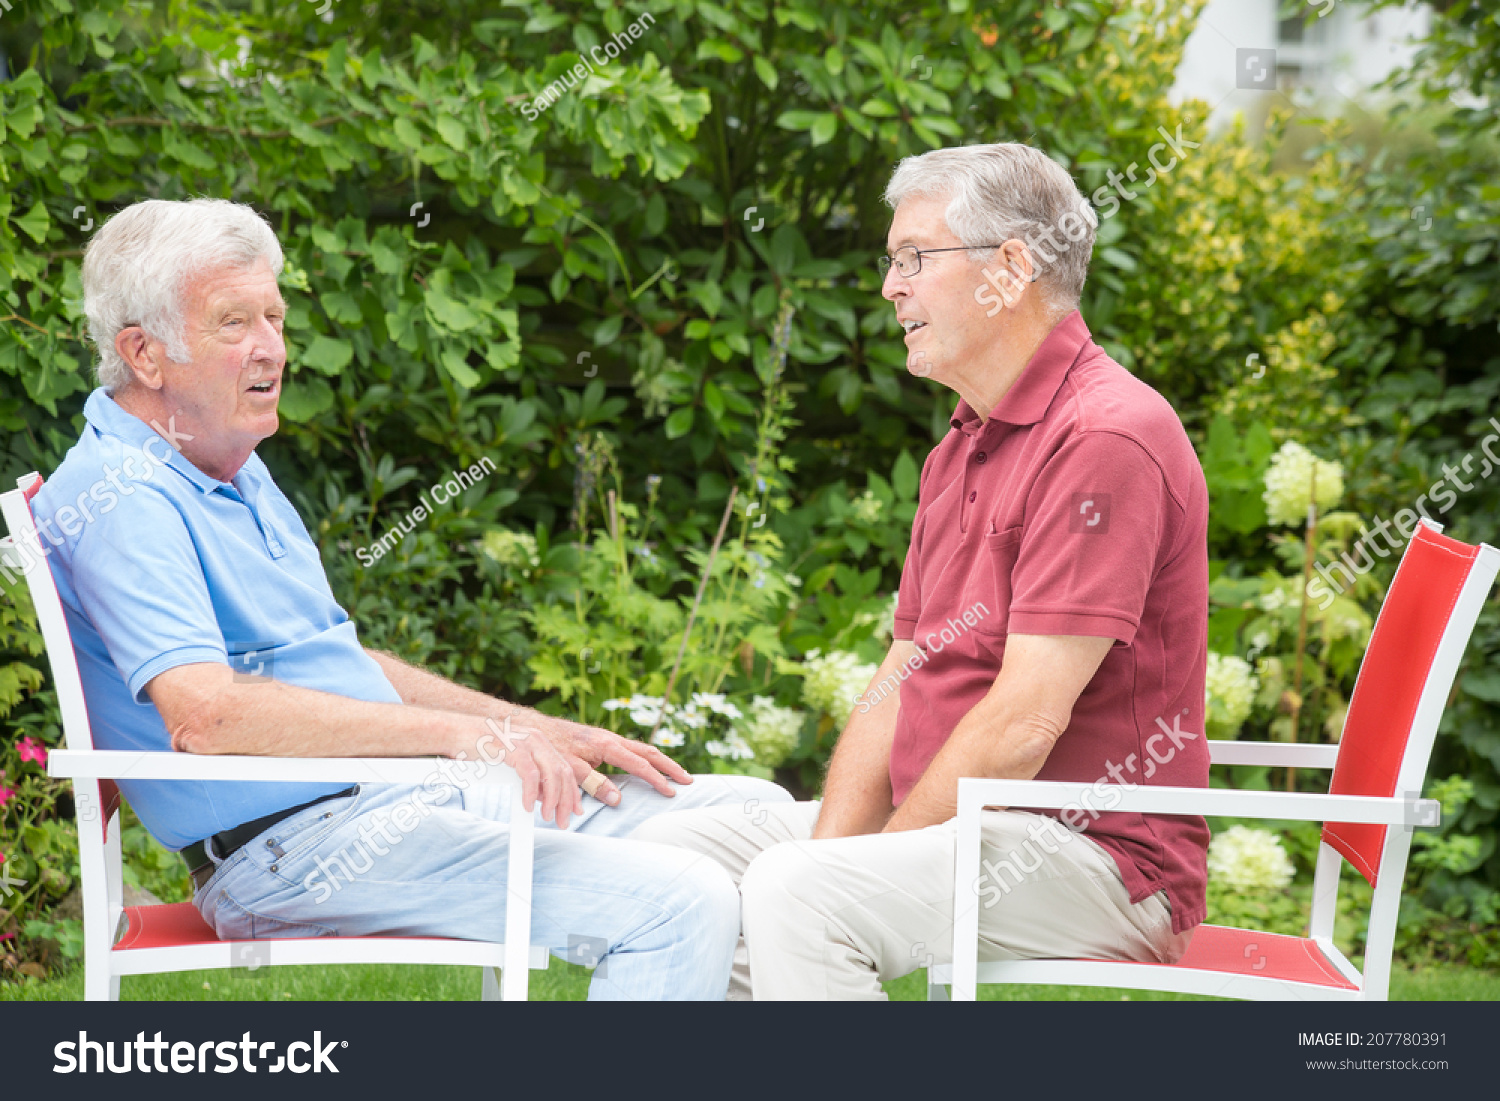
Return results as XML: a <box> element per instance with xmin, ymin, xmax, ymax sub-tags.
<box><xmin>83</xmin><ymin>388</ymin><xmax>226</xmax><ymax>495</ymax></box>
<box><xmin>950</xmin><ymin>309</ymin><xmax>1093</xmax><ymax>435</ymax></box>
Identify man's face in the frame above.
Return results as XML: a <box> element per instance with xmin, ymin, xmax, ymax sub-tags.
<box><xmin>881</xmin><ymin>194</ymin><xmax>1002</xmax><ymax>382</ymax></box>
<box><xmin>159</xmin><ymin>257</ymin><xmax>286</xmax><ymax>455</ymax></box>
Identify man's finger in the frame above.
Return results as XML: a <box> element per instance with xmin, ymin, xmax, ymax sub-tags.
<box><xmin>518</xmin><ymin>756</ymin><xmax>540</xmax><ymax>814</ymax></box>
<box><xmin>632</xmin><ymin>741</ymin><xmax>692</xmax><ymax>784</ymax></box>
<box><xmin>642</xmin><ymin>741</ymin><xmax>693</xmax><ymax>786</ymax></box>
<box><xmin>581</xmin><ymin>768</ymin><xmax>621</xmax><ymax>807</ymax></box>
<box><xmin>540</xmin><ymin>756</ymin><xmax>562</xmax><ymax>827</ymax></box>
<box><xmin>603</xmin><ymin>742</ymin><xmax>679</xmax><ymax>797</ymax></box>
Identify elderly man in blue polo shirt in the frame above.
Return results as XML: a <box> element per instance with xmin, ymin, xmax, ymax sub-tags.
<box><xmin>32</xmin><ymin>198</ymin><xmax>790</xmax><ymax>1000</ymax></box>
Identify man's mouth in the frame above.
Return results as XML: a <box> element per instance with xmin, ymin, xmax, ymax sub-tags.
<box><xmin>901</xmin><ymin>319</ymin><xmax>927</xmax><ymax>335</ymax></box>
<box><xmin>247</xmin><ymin>379</ymin><xmax>278</xmax><ymax>394</ymax></box>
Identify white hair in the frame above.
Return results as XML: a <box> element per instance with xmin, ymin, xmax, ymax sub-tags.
<box><xmin>883</xmin><ymin>143</ymin><xmax>1097</xmax><ymax>317</ymax></box>
<box><xmin>82</xmin><ymin>198</ymin><xmax>284</xmax><ymax>392</ymax></box>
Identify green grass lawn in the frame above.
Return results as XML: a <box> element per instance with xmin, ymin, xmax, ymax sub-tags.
<box><xmin>4</xmin><ymin>960</ymin><xmax>1497</xmax><ymax>1001</ymax></box>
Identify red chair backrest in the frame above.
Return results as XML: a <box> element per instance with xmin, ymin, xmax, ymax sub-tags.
<box><xmin>1322</xmin><ymin>523</ymin><xmax>1480</xmax><ymax>885</ymax></box>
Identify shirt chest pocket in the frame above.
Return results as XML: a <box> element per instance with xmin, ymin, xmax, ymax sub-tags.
<box><xmin>967</xmin><ymin>526</ymin><xmax>1022</xmax><ymax>637</ymax></box>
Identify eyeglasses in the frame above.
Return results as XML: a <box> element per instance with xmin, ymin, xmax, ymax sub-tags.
<box><xmin>877</xmin><ymin>244</ymin><xmax>1007</xmax><ymax>278</ymax></box>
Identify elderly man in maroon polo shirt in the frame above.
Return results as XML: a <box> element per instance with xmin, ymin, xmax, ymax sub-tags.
<box><xmin>632</xmin><ymin>142</ymin><xmax>1210</xmax><ymax>999</ymax></box>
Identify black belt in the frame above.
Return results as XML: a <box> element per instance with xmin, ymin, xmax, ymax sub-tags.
<box><xmin>182</xmin><ymin>786</ymin><xmax>359</xmax><ymax>893</ymax></box>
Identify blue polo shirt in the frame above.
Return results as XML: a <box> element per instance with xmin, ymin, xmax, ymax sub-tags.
<box><xmin>33</xmin><ymin>389</ymin><xmax>402</xmax><ymax>850</ymax></box>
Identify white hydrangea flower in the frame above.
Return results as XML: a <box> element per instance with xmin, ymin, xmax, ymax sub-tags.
<box><xmin>873</xmin><ymin>592</ymin><xmax>898</xmax><ymax>641</ymax></box>
<box><xmin>1206</xmin><ymin>652</ymin><xmax>1258</xmax><ymax>734</ymax></box>
<box><xmin>1258</xmin><ymin>586</ymin><xmax>1288</xmax><ymax>613</ymax></box>
<box><xmin>800</xmin><ymin>649</ymin><xmax>878</xmax><ymax>728</ymax></box>
<box><xmin>849</xmin><ymin>489</ymin><xmax>884</xmax><ymax>525</ymax></box>
<box><xmin>1262</xmin><ymin>441</ymin><xmax>1344</xmax><ymax>527</ymax></box>
<box><xmin>480</xmin><ymin>529</ymin><xmax>540</xmax><ymax>570</ymax></box>
<box><xmin>738</xmin><ymin>696</ymin><xmax>805</xmax><ymax>768</ymax></box>
<box><xmin>1206</xmin><ymin>825</ymin><xmax>1296</xmax><ymax>891</ymax></box>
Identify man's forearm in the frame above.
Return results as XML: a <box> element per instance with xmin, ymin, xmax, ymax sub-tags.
<box><xmin>155</xmin><ymin>662</ymin><xmax>489</xmax><ymax>761</ymax></box>
<box><xmin>884</xmin><ymin>689</ymin><xmax>1059</xmax><ymax>833</ymax></box>
<box><xmin>368</xmin><ymin>649</ymin><xmax>547</xmax><ymax>728</ymax></box>
<box><xmin>811</xmin><ymin>641</ymin><xmax>913</xmax><ymax>839</ymax></box>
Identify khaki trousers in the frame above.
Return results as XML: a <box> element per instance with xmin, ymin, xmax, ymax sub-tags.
<box><xmin>629</xmin><ymin>800</ymin><xmax>1193</xmax><ymax>1000</ymax></box>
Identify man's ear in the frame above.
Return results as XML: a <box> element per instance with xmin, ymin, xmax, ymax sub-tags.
<box><xmin>993</xmin><ymin>239</ymin><xmax>1035</xmax><ymax>310</ymax></box>
<box><xmin>114</xmin><ymin>326</ymin><xmax>166</xmax><ymax>391</ymax></box>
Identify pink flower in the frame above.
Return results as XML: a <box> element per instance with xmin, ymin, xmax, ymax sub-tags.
<box><xmin>0</xmin><ymin>786</ymin><xmax>14</xmax><ymax>810</ymax></box>
<box><xmin>17</xmin><ymin>737</ymin><xmax>46</xmax><ymax>767</ymax></box>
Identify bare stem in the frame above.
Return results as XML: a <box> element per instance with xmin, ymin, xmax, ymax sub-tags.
<box><xmin>1288</xmin><ymin>464</ymin><xmax>1318</xmax><ymax>792</ymax></box>
<box><xmin>647</xmin><ymin>486</ymin><xmax>739</xmax><ymax>744</ymax></box>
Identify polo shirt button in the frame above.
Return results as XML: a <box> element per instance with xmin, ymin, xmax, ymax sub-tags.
<box><xmin>975</xmin><ymin>451</ymin><xmax>986</xmax><ymax>464</ymax></box>
<box><xmin>968</xmin><ymin>491</ymin><xmax>977</xmax><ymax>503</ymax></box>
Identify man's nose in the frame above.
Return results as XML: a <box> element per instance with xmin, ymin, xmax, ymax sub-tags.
<box><xmin>881</xmin><ymin>266</ymin><xmax>910</xmax><ymax>301</ymax></box>
<box><xmin>252</xmin><ymin>319</ymin><xmax>286</xmax><ymax>361</ymax></box>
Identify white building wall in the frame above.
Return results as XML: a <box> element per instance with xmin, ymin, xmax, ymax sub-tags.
<box><xmin>1172</xmin><ymin>0</ymin><xmax>1432</xmax><ymax>129</ymax></box>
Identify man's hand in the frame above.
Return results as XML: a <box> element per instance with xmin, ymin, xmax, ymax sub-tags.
<box><xmin>365</xmin><ymin>649</ymin><xmax>691</xmax><ymax>808</ymax></box>
<box><xmin>465</xmin><ymin>715</ymin><xmax>583</xmax><ymax>829</ymax></box>
<box><xmin>533</xmin><ymin>716</ymin><xmax>693</xmax><ymax>806</ymax></box>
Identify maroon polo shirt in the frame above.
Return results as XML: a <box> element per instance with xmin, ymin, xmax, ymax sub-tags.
<box><xmin>890</xmin><ymin>310</ymin><xmax>1210</xmax><ymax>933</ymax></box>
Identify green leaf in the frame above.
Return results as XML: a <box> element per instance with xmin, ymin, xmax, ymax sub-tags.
<box><xmin>1031</xmin><ymin>67</ymin><xmax>1076</xmax><ymax>97</ymax></box>
<box><xmin>775</xmin><ymin>110</ymin><xmax>823</xmax><ymax>132</ymax></box>
<box><xmin>392</xmin><ymin>116</ymin><xmax>424</xmax><ymax>151</ymax></box>
<box><xmin>277</xmin><ymin>376</ymin><xmax>335</xmax><ymax>422</ymax></box>
<box><xmin>1462</xmin><ymin>671</ymin><xmax>1500</xmax><ymax>703</ymax></box>
<box><xmin>13</xmin><ymin>201</ymin><xmax>50</xmax><ymax>245</ymax></box>
<box><xmin>753</xmin><ymin>56</ymin><xmax>778</xmax><ymax>90</ymax></box>
<box><xmin>435</xmin><ymin>115</ymin><xmax>466</xmax><ymax>151</ymax></box>
<box><xmin>664</xmin><ymin>406</ymin><xmax>695</xmax><ymax>438</ymax></box>
<box><xmin>892</xmin><ymin>450</ymin><xmax>918</xmax><ymax>500</ymax></box>
<box><xmin>808</xmin><ymin>113</ymin><xmax>838</xmax><ymax>146</ymax></box>
<box><xmin>703</xmin><ymin>379</ymin><xmax>726</xmax><ymax>419</ymax></box>
<box><xmin>440</xmin><ymin>346</ymin><xmax>481</xmax><ymax>388</ymax></box>
<box><xmin>162</xmin><ymin>133</ymin><xmax>217</xmax><ymax>171</ymax></box>
<box><xmin>300</xmin><ymin>335</ymin><xmax>354</xmax><ymax>374</ymax></box>
<box><xmin>427</xmin><ymin>288</ymin><xmax>480</xmax><ymax>331</ymax></box>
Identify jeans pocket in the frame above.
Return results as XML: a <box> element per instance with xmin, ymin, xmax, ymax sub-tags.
<box><xmin>262</xmin><ymin>787</ymin><xmax>364</xmax><ymax>864</ymax></box>
<box><xmin>211</xmin><ymin>888</ymin><xmax>339</xmax><ymax>940</ymax></box>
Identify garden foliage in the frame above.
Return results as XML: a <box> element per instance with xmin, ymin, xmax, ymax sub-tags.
<box><xmin>1</xmin><ymin>0</ymin><xmax>1497</xmax><ymax>975</ymax></box>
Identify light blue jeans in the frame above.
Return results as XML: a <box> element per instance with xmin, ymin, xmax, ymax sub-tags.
<box><xmin>193</xmin><ymin>773</ymin><xmax>793</xmax><ymax>1000</ymax></box>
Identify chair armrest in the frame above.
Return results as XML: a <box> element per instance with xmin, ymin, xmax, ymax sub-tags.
<box><xmin>956</xmin><ymin>777</ymin><xmax>1436</xmax><ymax>827</ymax></box>
<box><xmin>48</xmin><ymin>749</ymin><xmax>521</xmax><ymax>789</ymax></box>
<box><xmin>1207</xmin><ymin>740</ymin><xmax>1338</xmax><ymax>769</ymax></box>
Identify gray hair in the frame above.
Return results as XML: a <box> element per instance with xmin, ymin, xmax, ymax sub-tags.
<box><xmin>883</xmin><ymin>143</ymin><xmax>1097</xmax><ymax>317</ymax></box>
<box><xmin>83</xmin><ymin>198</ymin><xmax>284</xmax><ymax>392</ymax></box>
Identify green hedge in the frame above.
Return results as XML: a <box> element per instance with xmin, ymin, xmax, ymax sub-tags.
<box><xmin>2</xmin><ymin>0</ymin><xmax>1498</xmax><ymax>976</ymax></box>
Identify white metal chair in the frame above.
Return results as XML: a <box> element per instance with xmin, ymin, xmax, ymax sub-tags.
<box><xmin>935</xmin><ymin>518</ymin><xmax>1498</xmax><ymax>1001</ymax></box>
<box><xmin>1</xmin><ymin>471</ymin><xmax>546</xmax><ymax>1001</ymax></box>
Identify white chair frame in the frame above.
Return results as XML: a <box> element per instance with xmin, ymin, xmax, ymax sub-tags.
<box><xmin>934</xmin><ymin>523</ymin><xmax>1499</xmax><ymax>1002</ymax></box>
<box><xmin>2</xmin><ymin>472</ymin><xmax>545</xmax><ymax>1001</ymax></box>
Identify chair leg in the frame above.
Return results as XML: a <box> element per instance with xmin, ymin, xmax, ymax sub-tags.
<box><xmin>85</xmin><ymin>966</ymin><xmax>118</xmax><ymax>1002</ymax></box>
<box><xmin>482</xmin><ymin>966</ymin><xmax>502</xmax><ymax>1002</ymax></box>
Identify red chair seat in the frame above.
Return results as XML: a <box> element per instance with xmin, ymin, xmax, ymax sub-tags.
<box><xmin>1167</xmin><ymin>924</ymin><xmax>1358</xmax><ymax>989</ymax></box>
<box><xmin>114</xmin><ymin>903</ymin><xmax>220</xmax><ymax>950</ymax></box>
